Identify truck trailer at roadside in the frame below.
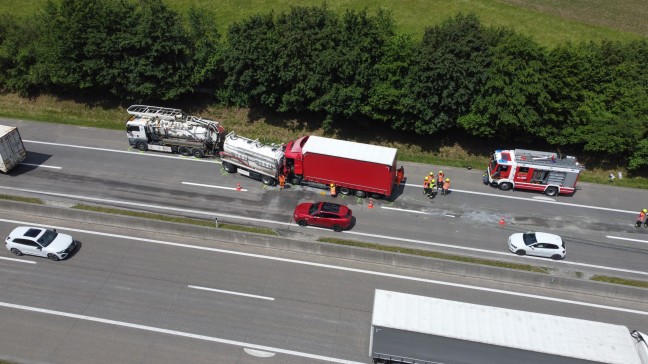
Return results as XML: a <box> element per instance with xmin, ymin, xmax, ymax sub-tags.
<box><xmin>370</xmin><ymin>289</ymin><xmax>648</xmax><ymax>364</ymax></box>
<box><xmin>0</xmin><ymin>125</ymin><xmax>27</xmax><ymax>173</ymax></box>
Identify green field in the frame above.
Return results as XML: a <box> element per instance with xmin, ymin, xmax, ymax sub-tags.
<box><xmin>1</xmin><ymin>0</ymin><xmax>645</xmax><ymax>46</ymax></box>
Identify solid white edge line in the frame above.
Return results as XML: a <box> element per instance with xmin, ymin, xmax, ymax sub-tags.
<box><xmin>403</xmin><ymin>183</ymin><xmax>635</xmax><ymax>214</ymax></box>
<box><xmin>0</xmin><ymin>301</ymin><xmax>363</xmax><ymax>364</ymax></box>
<box><xmin>19</xmin><ymin>163</ymin><xmax>61</xmax><ymax>169</ymax></box>
<box><xmin>24</xmin><ymin>138</ymin><xmax>633</xmax><ymax>214</ymax></box>
<box><xmin>0</xmin><ymin>256</ymin><xmax>37</xmax><ymax>264</ymax></box>
<box><xmin>188</xmin><ymin>285</ymin><xmax>274</xmax><ymax>301</ymax></box>
<box><xmin>0</xmin><ymin>217</ymin><xmax>646</xmax><ymax>316</ymax></box>
<box><xmin>23</xmin><ymin>140</ymin><xmax>221</xmax><ymax>164</ymax></box>
<box><xmin>182</xmin><ymin>181</ymin><xmax>248</xmax><ymax>192</ymax></box>
<box><xmin>0</xmin><ymin>186</ymin><xmax>288</xmax><ymax>227</ymax></box>
<box><xmin>1</xmin><ymin>186</ymin><xmax>646</xmax><ymax>277</ymax></box>
<box><xmin>607</xmin><ymin>236</ymin><xmax>648</xmax><ymax>244</ymax></box>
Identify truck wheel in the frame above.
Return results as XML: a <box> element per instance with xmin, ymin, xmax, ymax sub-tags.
<box><xmin>499</xmin><ymin>182</ymin><xmax>513</xmax><ymax>191</ymax></box>
<box><xmin>222</xmin><ymin>162</ymin><xmax>237</xmax><ymax>173</ymax></box>
<box><xmin>354</xmin><ymin>190</ymin><xmax>367</xmax><ymax>198</ymax></box>
<box><xmin>261</xmin><ymin>175</ymin><xmax>275</xmax><ymax>186</ymax></box>
<box><xmin>178</xmin><ymin>147</ymin><xmax>190</xmax><ymax>156</ymax></box>
<box><xmin>136</xmin><ymin>142</ymin><xmax>147</xmax><ymax>151</ymax></box>
<box><xmin>332</xmin><ymin>225</ymin><xmax>342</xmax><ymax>232</ymax></box>
<box><xmin>545</xmin><ymin>186</ymin><xmax>559</xmax><ymax>197</ymax></box>
<box><xmin>290</xmin><ymin>176</ymin><xmax>301</xmax><ymax>185</ymax></box>
<box><xmin>339</xmin><ymin>187</ymin><xmax>352</xmax><ymax>195</ymax></box>
<box><xmin>370</xmin><ymin>193</ymin><xmax>383</xmax><ymax>199</ymax></box>
<box><xmin>297</xmin><ymin>219</ymin><xmax>307</xmax><ymax>227</ymax></box>
<box><xmin>192</xmin><ymin>149</ymin><xmax>204</xmax><ymax>158</ymax></box>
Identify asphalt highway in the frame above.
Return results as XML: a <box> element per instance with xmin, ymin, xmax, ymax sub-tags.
<box><xmin>0</xmin><ymin>215</ymin><xmax>646</xmax><ymax>364</ymax></box>
<box><xmin>2</xmin><ymin>119</ymin><xmax>647</xmax><ymax>279</ymax></box>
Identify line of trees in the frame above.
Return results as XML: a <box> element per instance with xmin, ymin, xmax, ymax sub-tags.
<box><xmin>1</xmin><ymin>0</ymin><xmax>647</xmax><ymax>171</ymax></box>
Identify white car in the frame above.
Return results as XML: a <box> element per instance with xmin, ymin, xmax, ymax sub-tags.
<box><xmin>5</xmin><ymin>226</ymin><xmax>77</xmax><ymax>261</ymax></box>
<box><xmin>508</xmin><ymin>232</ymin><xmax>565</xmax><ymax>260</ymax></box>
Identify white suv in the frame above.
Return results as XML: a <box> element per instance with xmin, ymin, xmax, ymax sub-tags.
<box><xmin>5</xmin><ymin>226</ymin><xmax>77</xmax><ymax>261</ymax></box>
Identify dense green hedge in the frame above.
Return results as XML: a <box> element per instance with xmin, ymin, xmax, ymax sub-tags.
<box><xmin>1</xmin><ymin>0</ymin><xmax>647</xmax><ymax>170</ymax></box>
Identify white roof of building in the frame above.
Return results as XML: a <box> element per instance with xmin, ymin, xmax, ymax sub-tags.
<box><xmin>372</xmin><ymin>290</ymin><xmax>642</xmax><ymax>364</ymax></box>
<box><xmin>302</xmin><ymin>136</ymin><xmax>396</xmax><ymax>166</ymax></box>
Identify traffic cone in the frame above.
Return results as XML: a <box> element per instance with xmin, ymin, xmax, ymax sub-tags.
<box><xmin>499</xmin><ymin>218</ymin><xmax>506</xmax><ymax>225</ymax></box>
<box><xmin>236</xmin><ymin>183</ymin><xmax>241</xmax><ymax>191</ymax></box>
<box><xmin>368</xmin><ymin>200</ymin><xmax>374</xmax><ymax>209</ymax></box>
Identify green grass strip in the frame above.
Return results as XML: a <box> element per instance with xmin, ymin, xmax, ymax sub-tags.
<box><xmin>72</xmin><ymin>204</ymin><xmax>278</xmax><ymax>236</ymax></box>
<box><xmin>0</xmin><ymin>194</ymin><xmax>43</xmax><ymax>204</ymax></box>
<box><xmin>590</xmin><ymin>275</ymin><xmax>648</xmax><ymax>288</ymax></box>
<box><xmin>318</xmin><ymin>237</ymin><xmax>549</xmax><ymax>273</ymax></box>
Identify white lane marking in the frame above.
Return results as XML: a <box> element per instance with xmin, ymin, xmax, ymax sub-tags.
<box><xmin>0</xmin><ymin>256</ymin><xmax>37</xmax><ymax>264</ymax></box>
<box><xmin>533</xmin><ymin>196</ymin><xmax>556</xmax><ymax>202</ymax></box>
<box><xmin>19</xmin><ymin>163</ymin><xmax>61</xmax><ymax>169</ymax></box>
<box><xmin>607</xmin><ymin>236</ymin><xmax>648</xmax><ymax>244</ymax></box>
<box><xmin>245</xmin><ymin>348</ymin><xmax>276</xmax><ymax>358</ymax></box>
<box><xmin>23</xmin><ymin>140</ymin><xmax>221</xmax><ymax>164</ymax></box>
<box><xmin>444</xmin><ymin>214</ymin><xmax>456</xmax><ymax>218</ymax></box>
<box><xmin>1</xmin><ymin>187</ymin><xmax>646</xmax><ymax>277</ymax></box>
<box><xmin>182</xmin><ymin>181</ymin><xmax>248</xmax><ymax>192</ymax></box>
<box><xmin>16</xmin><ymin>139</ymin><xmax>637</xmax><ymax>215</ymax></box>
<box><xmin>403</xmin><ymin>183</ymin><xmax>636</xmax><ymax>214</ymax></box>
<box><xmin>0</xmin><ymin>217</ymin><xmax>645</xmax><ymax>316</ymax></box>
<box><xmin>0</xmin><ymin>301</ymin><xmax>362</xmax><ymax>364</ymax></box>
<box><xmin>20</xmin><ymin>140</ymin><xmax>634</xmax><ymax>214</ymax></box>
<box><xmin>381</xmin><ymin>206</ymin><xmax>429</xmax><ymax>214</ymax></box>
<box><xmin>0</xmin><ymin>186</ymin><xmax>290</xmax><ymax>227</ymax></box>
<box><xmin>188</xmin><ymin>285</ymin><xmax>274</xmax><ymax>301</ymax></box>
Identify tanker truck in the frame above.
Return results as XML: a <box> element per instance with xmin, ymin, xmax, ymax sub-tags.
<box><xmin>219</xmin><ymin>131</ymin><xmax>285</xmax><ymax>186</ymax></box>
<box><xmin>126</xmin><ymin>105</ymin><xmax>226</xmax><ymax>158</ymax></box>
<box><xmin>220</xmin><ymin>133</ymin><xmax>401</xmax><ymax>199</ymax></box>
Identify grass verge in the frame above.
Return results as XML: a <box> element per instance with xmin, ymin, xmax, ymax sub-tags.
<box><xmin>0</xmin><ymin>194</ymin><xmax>43</xmax><ymax>204</ymax></box>
<box><xmin>318</xmin><ymin>237</ymin><xmax>549</xmax><ymax>273</ymax></box>
<box><xmin>71</xmin><ymin>204</ymin><xmax>278</xmax><ymax>236</ymax></box>
<box><xmin>590</xmin><ymin>275</ymin><xmax>648</xmax><ymax>289</ymax></box>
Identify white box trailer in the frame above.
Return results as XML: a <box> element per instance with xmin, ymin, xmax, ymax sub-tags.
<box><xmin>370</xmin><ymin>290</ymin><xmax>648</xmax><ymax>364</ymax></box>
<box><xmin>0</xmin><ymin>125</ymin><xmax>27</xmax><ymax>172</ymax></box>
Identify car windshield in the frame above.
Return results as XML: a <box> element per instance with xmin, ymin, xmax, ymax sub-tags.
<box><xmin>37</xmin><ymin>230</ymin><xmax>58</xmax><ymax>247</ymax></box>
<box><xmin>522</xmin><ymin>233</ymin><xmax>537</xmax><ymax>246</ymax></box>
<box><xmin>308</xmin><ymin>204</ymin><xmax>319</xmax><ymax>215</ymax></box>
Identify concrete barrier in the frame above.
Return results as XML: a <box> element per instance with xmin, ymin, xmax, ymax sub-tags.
<box><xmin>1</xmin><ymin>199</ymin><xmax>645</xmax><ymax>301</ymax></box>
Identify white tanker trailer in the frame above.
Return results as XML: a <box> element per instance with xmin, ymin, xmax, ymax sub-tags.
<box><xmin>219</xmin><ymin>131</ymin><xmax>285</xmax><ymax>185</ymax></box>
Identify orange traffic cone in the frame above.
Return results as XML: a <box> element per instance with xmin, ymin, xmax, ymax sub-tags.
<box><xmin>236</xmin><ymin>183</ymin><xmax>241</xmax><ymax>191</ymax></box>
<box><xmin>368</xmin><ymin>200</ymin><xmax>374</xmax><ymax>209</ymax></box>
<box><xmin>499</xmin><ymin>218</ymin><xmax>506</xmax><ymax>225</ymax></box>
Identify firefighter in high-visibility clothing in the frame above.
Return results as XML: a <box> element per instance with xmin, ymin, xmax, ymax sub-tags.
<box><xmin>330</xmin><ymin>183</ymin><xmax>337</xmax><ymax>197</ymax></box>
<box><xmin>437</xmin><ymin>171</ymin><xmax>444</xmax><ymax>189</ymax></box>
<box><xmin>636</xmin><ymin>208</ymin><xmax>647</xmax><ymax>229</ymax></box>
<box><xmin>423</xmin><ymin>176</ymin><xmax>430</xmax><ymax>196</ymax></box>
<box><xmin>442</xmin><ymin>178</ymin><xmax>451</xmax><ymax>196</ymax></box>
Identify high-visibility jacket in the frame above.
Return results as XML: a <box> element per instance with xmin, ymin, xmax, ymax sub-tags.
<box><xmin>443</xmin><ymin>180</ymin><xmax>451</xmax><ymax>190</ymax></box>
<box><xmin>423</xmin><ymin>179</ymin><xmax>430</xmax><ymax>188</ymax></box>
<box><xmin>639</xmin><ymin>211</ymin><xmax>647</xmax><ymax>222</ymax></box>
<box><xmin>437</xmin><ymin>173</ymin><xmax>444</xmax><ymax>183</ymax></box>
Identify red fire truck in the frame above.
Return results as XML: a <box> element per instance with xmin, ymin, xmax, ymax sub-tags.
<box><xmin>486</xmin><ymin>149</ymin><xmax>584</xmax><ymax>196</ymax></box>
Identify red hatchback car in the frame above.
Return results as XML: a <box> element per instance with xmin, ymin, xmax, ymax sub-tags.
<box><xmin>293</xmin><ymin>202</ymin><xmax>353</xmax><ymax>232</ymax></box>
